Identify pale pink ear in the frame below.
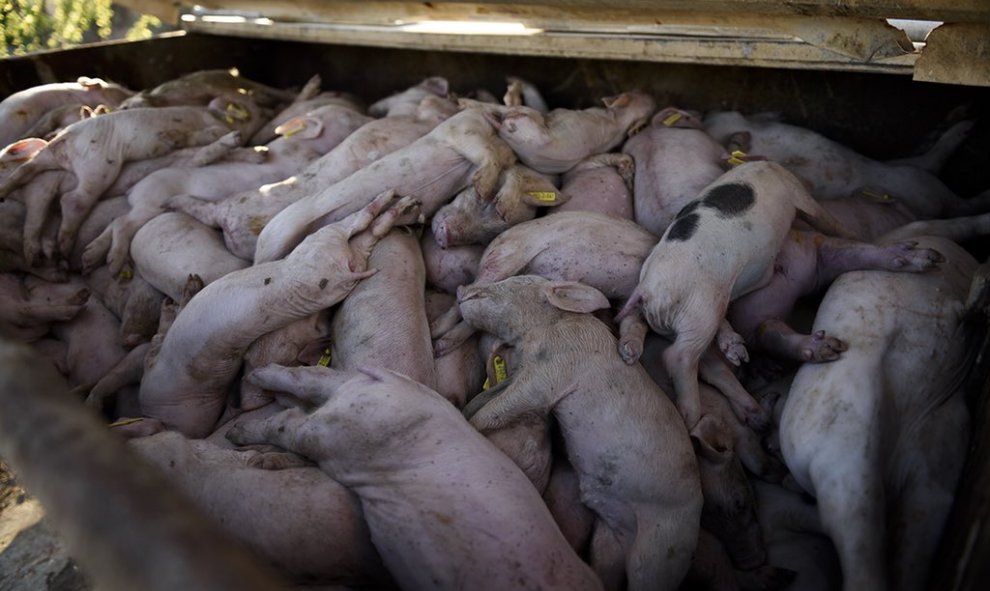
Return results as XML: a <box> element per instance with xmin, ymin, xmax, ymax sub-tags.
<box><xmin>602</xmin><ymin>93</ymin><xmax>631</xmax><ymax>109</ymax></box>
<box><xmin>275</xmin><ymin>116</ymin><xmax>323</xmax><ymax>139</ymax></box>
<box><xmin>423</xmin><ymin>76</ymin><xmax>450</xmax><ymax>97</ymax></box>
<box><xmin>651</xmin><ymin>107</ymin><xmax>698</xmax><ymax>129</ymax></box>
<box><xmin>1</xmin><ymin>137</ymin><xmax>47</xmax><ymax>160</ymax></box>
<box><xmin>614</xmin><ymin>288</ymin><xmax>644</xmax><ymax>322</ymax></box>
<box><xmin>544</xmin><ymin>281</ymin><xmax>611</xmax><ymax>314</ymax></box>
<box><xmin>690</xmin><ymin>414</ymin><xmax>734</xmax><ymax>465</ymax></box>
<box><xmin>511</xmin><ymin>167</ymin><xmax>567</xmax><ymax>207</ymax></box>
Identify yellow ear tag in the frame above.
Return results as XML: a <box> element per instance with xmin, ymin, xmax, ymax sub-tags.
<box><xmin>662</xmin><ymin>112</ymin><xmax>682</xmax><ymax>127</ymax></box>
<box><xmin>727</xmin><ymin>150</ymin><xmax>748</xmax><ymax>167</ymax></box>
<box><xmin>861</xmin><ymin>189</ymin><xmax>893</xmax><ymax>203</ymax></box>
<box><xmin>108</xmin><ymin>417</ymin><xmax>145</xmax><ymax>428</ymax></box>
<box><xmin>527</xmin><ymin>191</ymin><xmax>557</xmax><ymax>203</ymax></box>
<box><xmin>317</xmin><ymin>347</ymin><xmax>332</xmax><ymax>367</ymax></box>
<box><xmin>118</xmin><ymin>268</ymin><xmax>133</xmax><ymax>281</ymax></box>
<box><xmin>226</xmin><ymin>102</ymin><xmax>250</xmax><ymax>122</ymax></box>
<box><xmin>275</xmin><ymin>118</ymin><xmax>305</xmax><ymax>138</ymax></box>
<box><xmin>483</xmin><ymin>354</ymin><xmax>509</xmax><ymax>390</ymax></box>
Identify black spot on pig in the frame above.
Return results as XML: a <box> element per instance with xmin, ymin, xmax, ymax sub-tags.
<box><xmin>264</xmin><ymin>277</ymin><xmax>271</xmax><ymax>285</ymax></box>
<box><xmin>702</xmin><ymin>183</ymin><xmax>755</xmax><ymax>217</ymax></box>
<box><xmin>665</xmin><ymin>213</ymin><xmax>700</xmax><ymax>242</ymax></box>
<box><xmin>674</xmin><ymin>199</ymin><xmax>701</xmax><ymax>220</ymax></box>
<box><xmin>319</xmin><ymin>278</ymin><xmax>329</xmax><ymax>290</ymax></box>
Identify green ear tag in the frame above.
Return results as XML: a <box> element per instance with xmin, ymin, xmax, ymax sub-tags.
<box><xmin>317</xmin><ymin>347</ymin><xmax>332</xmax><ymax>367</ymax></box>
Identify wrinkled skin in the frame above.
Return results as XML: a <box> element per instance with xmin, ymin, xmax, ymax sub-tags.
<box><xmin>0</xmin><ymin>103</ymin><xmax>260</xmax><ymax>259</ymax></box>
<box><xmin>780</xmin><ymin>236</ymin><xmax>975</xmax><ymax>591</ymax></box>
<box><xmin>139</xmin><ymin>192</ymin><xmax>416</xmax><ymax>437</ymax></box>
<box><xmin>130</xmin><ymin>212</ymin><xmax>250</xmax><ymax>303</ymax></box>
<box><xmin>330</xmin><ymin>229</ymin><xmax>436</xmax><ymax>389</ymax></box>
<box><xmin>226</xmin><ymin>365</ymin><xmax>603</xmax><ymax>591</ymax></box>
<box><xmin>87</xmin><ymin>104</ymin><xmax>372</xmax><ymax>275</ymax></box>
<box><xmin>0</xmin><ymin>77</ymin><xmax>133</xmax><ymax>147</ymax></box>
<box><xmin>623</xmin><ymin>107</ymin><xmax>729</xmax><ymax>235</ymax></box>
<box><xmin>728</xmin><ymin>230</ymin><xmax>944</xmax><ymax>363</ymax></box>
<box><xmin>468</xmin><ymin>91</ymin><xmax>656</xmax><ymax>174</ymax></box>
<box><xmin>556</xmin><ymin>152</ymin><xmax>635</xmax><ymax>219</ymax></box>
<box><xmin>431</xmin><ymin>163</ymin><xmax>561</xmax><ymax>248</ymax></box>
<box><xmin>193</xmin><ymin>94</ymin><xmax>459</xmax><ymax>260</ymax></box>
<box><xmin>432</xmin><ymin>211</ymin><xmax>657</xmax><ymax>356</ymax></box>
<box><xmin>618</xmin><ymin>161</ymin><xmax>853</xmax><ymax>430</ymax></box>
<box><xmin>255</xmin><ymin>107</ymin><xmax>516</xmax><ymax>263</ymax></box>
<box><xmin>129</xmin><ymin>432</ymin><xmax>388</xmax><ymax>586</ymax></box>
<box><xmin>458</xmin><ymin>275</ymin><xmax>702</xmax><ymax>591</ymax></box>
<box><xmin>704</xmin><ymin>112</ymin><xmax>986</xmax><ymax>218</ymax></box>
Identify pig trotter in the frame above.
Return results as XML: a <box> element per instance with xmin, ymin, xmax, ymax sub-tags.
<box><xmin>717</xmin><ymin>320</ymin><xmax>750</xmax><ymax>366</ymax></box>
<box><xmin>433</xmin><ymin>321</ymin><xmax>476</xmax><ymax>357</ymax></box>
<box><xmin>759</xmin><ymin>319</ymin><xmax>847</xmax><ymax>362</ymax></box>
<box><xmin>887</xmin><ymin>241</ymin><xmax>945</xmax><ymax>272</ymax></box>
<box><xmin>618</xmin><ymin>311</ymin><xmax>649</xmax><ymax>365</ymax></box>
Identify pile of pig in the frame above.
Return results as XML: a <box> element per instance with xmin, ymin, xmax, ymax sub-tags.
<box><xmin>1</xmin><ymin>68</ymin><xmax>987</xmax><ymax>591</ymax></box>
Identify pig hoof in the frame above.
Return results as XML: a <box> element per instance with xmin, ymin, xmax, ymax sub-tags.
<box><xmin>890</xmin><ymin>242</ymin><xmax>945</xmax><ymax>272</ymax></box>
<box><xmin>617</xmin><ymin>336</ymin><xmax>642</xmax><ymax>364</ymax></box>
<box><xmin>720</xmin><ymin>340</ymin><xmax>749</xmax><ymax>366</ymax></box>
<box><xmin>799</xmin><ymin>330</ymin><xmax>847</xmax><ymax>362</ymax></box>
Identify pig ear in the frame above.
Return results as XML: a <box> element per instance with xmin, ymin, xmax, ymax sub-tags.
<box><xmin>1</xmin><ymin>137</ymin><xmax>47</xmax><ymax>161</ymax></box>
<box><xmin>516</xmin><ymin>171</ymin><xmax>567</xmax><ymax>208</ymax></box>
<box><xmin>690</xmin><ymin>414</ymin><xmax>734</xmax><ymax>465</ymax></box>
<box><xmin>652</xmin><ymin>107</ymin><xmax>697</xmax><ymax>129</ymax></box>
<box><xmin>602</xmin><ymin>93</ymin><xmax>631</xmax><ymax>109</ymax></box>
<box><xmin>544</xmin><ymin>281</ymin><xmax>611</xmax><ymax>314</ymax></box>
<box><xmin>422</xmin><ymin>76</ymin><xmax>450</xmax><ymax>97</ymax></box>
<box><xmin>275</xmin><ymin>116</ymin><xmax>323</xmax><ymax>139</ymax></box>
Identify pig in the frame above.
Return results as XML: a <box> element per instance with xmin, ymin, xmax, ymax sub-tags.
<box><xmin>129</xmin><ymin>432</ymin><xmax>388</xmax><ymax>585</ymax></box>
<box><xmin>254</xmin><ymin>106</ymin><xmax>516</xmax><ymax>263</ymax></box>
<box><xmin>84</xmin><ymin>104</ymin><xmax>372</xmax><ymax>275</ymax></box>
<box><xmin>432</xmin><ymin>211</ymin><xmax>658</xmax><ymax>356</ymax></box>
<box><xmin>329</xmin><ymin>228</ymin><xmax>437</xmax><ymax>389</ymax></box>
<box><xmin>226</xmin><ymin>364</ymin><xmax>604</xmax><ymax>591</ymax></box>
<box><xmin>119</xmin><ymin>68</ymin><xmax>295</xmax><ymax>111</ymax></box>
<box><xmin>0</xmin><ymin>102</ymin><xmax>260</xmax><ymax>258</ymax></box>
<box><xmin>617</xmin><ymin>161</ymin><xmax>854</xmax><ymax>430</ymax></box>
<box><xmin>0</xmin><ymin>339</ymin><xmax>284</xmax><ymax>591</ymax></box>
<box><xmin>0</xmin><ymin>77</ymin><xmax>133</xmax><ymax>147</ymax></box>
<box><xmin>0</xmin><ymin>137</ymin><xmax>47</xmax><ymax>181</ymax></box>
<box><xmin>430</xmin><ymin>163</ymin><xmax>562</xmax><ymax>248</ymax></box>
<box><xmin>778</xmin><ymin>235</ymin><xmax>976</xmax><ymax>591</ymax></box>
<box><xmin>466</xmin><ymin>91</ymin><xmax>656</xmax><ymax>174</ymax></box>
<box><xmin>139</xmin><ymin>192</ymin><xmax>417</xmax><ymax>437</ymax></box>
<box><xmin>130</xmin><ymin>212</ymin><xmax>250</xmax><ymax>303</ymax></box>
<box><xmin>248</xmin><ymin>73</ymin><xmax>365</xmax><ymax>144</ymax></box>
<box><xmin>703</xmin><ymin>113</ymin><xmax>987</xmax><ymax>218</ymax></box>
<box><xmin>502</xmin><ymin>76</ymin><xmax>549</xmax><ymax>114</ymax></box>
<box><xmin>727</xmin><ymin>230</ymin><xmax>944</xmax><ymax>362</ymax></box>
<box><xmin>458</xmin><ymin>275</ymin><xmax>702</xmax><ymax>591</ymax></box>
<box><xmin>623</xmin><ymin>107</ymin><xmax>731</xmax><ymax>235</ymax></box>
<box><xmin>183</xmin><ymin>94</ymin><xmax>460</xmax><ymax>261</ymax></box>
<box><xmin>0</xmin><ymin>200</ymin><xmax>64</xmax><ymax>283</ymax></box>
<box><xmin>0</xmin><ymin>272</ymin><xmax>89</xmax><ymax>342</ymax></box>
<box><xmin>78</xmin><ymin>342</ymin><xmax>150</xmax><ymax>412</ymax></box>
<box><xmin>367</xmin><ymin>76</ymin><xmax>449</xmax><ymax>117</ymax></box>
<box><xmin>556</xmin><ymin>152</ymin><xmax>635</xmax><ymax>219</ymax></box>
<box><xmin>421</xmin><ymin>229</ymin><xmax>483</xmax><ymax>294</ymax></box>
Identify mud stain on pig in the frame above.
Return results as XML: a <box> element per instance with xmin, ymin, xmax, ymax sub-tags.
<box><xmin>701</xmin><ymin>183</ymin><xmax>755</xmax><ymax>217</ymax></box>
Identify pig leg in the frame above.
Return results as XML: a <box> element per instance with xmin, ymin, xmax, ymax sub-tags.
<box><xmin>887</xmin><ymin>121</ymin><xmax>972</xmax><ymax>173</ymax></box>
<box><xmin>79</xmin><ymin>342</ymin><xmax>150</xmax><ymax>411</ymax></box>
<box><xmin>879</xmin><ymin>211</ymin><xmax>990</xmax><ymax>244</ymax></box>
<box><xmin>588</xmin><ymin>519</ymin><xmax>629</xmax><ymax>591</ymax></box>
<box><xmin>168</xmin><ymin>194</ymin><xmax>220</xmax><ymax>228</ymax></box>
<box><xmin>189</xmin><ymin>130</ymin><xmax>244</xmax><ymax>166</ymax></box>
<box><xmin>618</xmin><ymin>311</ymin><xmax>649</xmax><ymax>364</ymax></box>
<box><xmin>698</xmin><ymin>344</ymin><xmax>768</xmax><ymax>431</ymax></box>
<box><xmin>58</xmin><ymin>173</ymin><xmax>118</xmax><ymax>257</ymax></box>
<box><xmin>544</xmin><ymin>460</ymin><xmax>594</xmax><ymax>552</ymax></box>
<box><xmin>223</xmin><ymin>407</ymin><xmax>316</xmax><ymax>455</ymax></box>
<box><xmin>454</xmin><ymin>129</ymin><xmax>515</xmax><ymax>200</ymax></box>
<box><xmin>572</xmin><ymin>153</ymin><xmax>635</xmax><ymax>187</ymax></box>
<box><xmin>22</xmin><ymin>170</ymin><xmax>69</xmax><ymax>266</ymax></box>
<box><xmin>792</xmin><ymin>190</ymin><xmax>859</xmax><ymax>240</ymax></box>
<box><xmin>665</xmin><ymin>300</ymin><xmax>726</xmax><ymax>429</ymax></box>
<box><xmin>468</xmin><ymin>379</ymin><xmax>545</xmax><ymax>432</ymax></box>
